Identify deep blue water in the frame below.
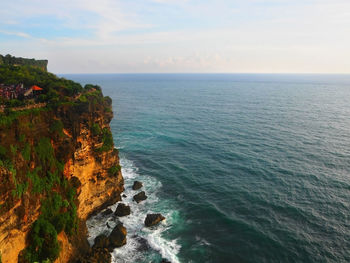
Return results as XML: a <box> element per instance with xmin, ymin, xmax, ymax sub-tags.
<box><xmin>63</xmin><ymin>74</ymin><xmax>350</xmax><ymax>263</ymax></box>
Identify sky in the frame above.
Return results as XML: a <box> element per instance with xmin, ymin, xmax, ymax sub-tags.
<box><xmin>0</xmin><ymin>0</ymin><xmax>350</xmax><ymax>74</ymax></box>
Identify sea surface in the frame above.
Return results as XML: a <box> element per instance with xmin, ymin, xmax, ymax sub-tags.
<box><xmin>63</xmin><ymin>74</ymin><xmax>350</xmax><ymax>263</ymax></box>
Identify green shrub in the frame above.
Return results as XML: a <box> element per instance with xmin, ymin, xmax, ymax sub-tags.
<box><xmin>108</xmin><ymin>164</ymin><xmax>121</xmax><ymax>176</ymax></box>
<box><xmin>91</xmin><ymin>123</ymin><xmax>101</xmax><ymax>136</ymax></box>
<box><xmin>56</xmin><ymin>161</ymin><xmax>64</xmax><ymax>173</ymax></box>
<box><xmin>27</xmin><ymin>167</ymin><xmax>44</xmax><ymax>194</ymax></box>
<box><xmin>0</xmin><ymin>108</ymin><xmax>47</xmax><ymax>128</ymax></box>
<box><xmin>35</xmin><ymin>137</ymin><xmax>55</xmax><ymax>169</ymax></box>
<box><xmin>12</xmin><ymin>182</ymin><xmax>28</xmax><ymax>198</ymax></box>
<box><xmin>95</xmin><ymin>128</ymin><xmax>113</xmax><ymax>152</ymax></box>
<box><xmin>22</xmin><ymin>143</ymin><xmax>31</xmax><ymax>161</ymax></box>
<box><xmin>46</xmin><ymin>170</ymin><xmax>60</xmax><ymax>190</ymax></box>
<box><xmin>50</xmin><ymin>120</ymin><xmax>64</xmax><ymax>137</ymax></box>
<box><xmin>24</xmin><ymin>218</ymin><xmax>60</xmax><ymax>262</ymax></box>
<box><xmin>19</xmin><ymin>134</ymin><xmax>26</xmax><ymax>143</ymax></box>
<box><xmin>10</xmin><ymin>144</ymin><xmax>17</xmax><ymax>156</ymax></box>
<box><xmin>104</xmin><ymin>96</ymin><xmax>112</xmax><ymax>105</ymax></box>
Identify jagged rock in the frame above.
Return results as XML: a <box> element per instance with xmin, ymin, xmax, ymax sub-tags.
<box><xmin>101</xmin><ymin>208</ymin><xmax>113</xmax><ymax>216</ymax></box>
<box><xmin>144</xmin><ymin>213</ymin><xmax>165</xmax><ymax>227</ymax></box>
<box><xmin>132</xmin><ymin>181</ymin><xmax>143</xmax><ymax>190</ymax></box>
<box><xmin>93</xmin><ymin>234</ymin><xmax>109</xmax><ymax>249</ymax></box>
<box><xmin>75</xmin><ymin>248</ymin><xmax>111</xmax><ymax>263</ymax></box>
<box><xmin>108</xmin><ymin>223</ymin><xmax>127</xmax><ymax>249</ymax></box>
<box><xmin>133</xmin><ymin>191</ymin><xmax>147</xmax><ymax>203</ymax></box>
<box><xmin>114</xmin><ymin>203</ymin><xmax>131</xmax><ymax>217</ymax></box>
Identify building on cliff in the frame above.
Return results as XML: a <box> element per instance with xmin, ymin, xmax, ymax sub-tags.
<box><xmin>0</xmin><ymin>84</ymin><xmax>43</xmax><ymax>100</ymax></box>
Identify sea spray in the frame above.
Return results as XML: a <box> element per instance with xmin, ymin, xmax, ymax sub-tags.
<box><xmin>87</xmin><ymin>157</ymin><xmax>181</xmax><ymax>263</ymax></box>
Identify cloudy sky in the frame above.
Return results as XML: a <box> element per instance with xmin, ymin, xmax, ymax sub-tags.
<box><xmin>1</xmin><ymin>0</ymin><xmax>349</xmax><ymax>73</ymax></box>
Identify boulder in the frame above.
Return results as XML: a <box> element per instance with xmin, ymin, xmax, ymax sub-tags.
<box><xmin>144</xmin><ymin>213</ymin><xmax>165</xmax><ymax>227</ymax></box>
<box><xmin>122</xmin><ymin>194</ymin><xmax>127</xmax><ymax>198</ymax></box>
<box><xmin>161</xmin><ymin>259</ymin><xmax>171</xmax><ymax>263</ymax></box>
<box><xmin>93</xmin><ymin>234</ymin><xmax>109</xmax><ymax>249</ymax></box>
<box><xmin>133</xmin><ymin>191</ymin><xmax>147</xmax><ymax>203</ymax></box>
<box><xmin>114</xmin><ymin>203</ymin><xmax>131</xmax><ymax>217</ymax></box>
<box><xmin>75</xmin><ymin>248</ymin><xmax>111</xmax><ymax>263</ymax></box>
<box><xmin>108</xmin><ymin>223</ymin><xmax>127</xmax><ymax>249</ymax></box>
<box><xmin>132</xmin><ymin>181</ymin><xmax>143</xmax><ymax>190</ymax></box>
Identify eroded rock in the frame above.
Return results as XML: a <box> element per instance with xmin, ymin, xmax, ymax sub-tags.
<box><xmin>133</xmin><ymin>191</ymin><xmax>147</xmax><ymax>203</ymax></box>
<box><xmin>144</xmin><ymin>213</ymin><xmax>165</xmax><ymax>227</ymax></box>
<box><xmin>114</xmin><ymin>203</ymin><xmax>131</xmax><ymax>217</ymax></box>
<box><xmin>132</xmin><ymin>181</ymin><xmax>143</xmax><ymax>190</ymax></box>
<box><xmin>108</xmin><ymin>223</ymin><xmax>127</xmax><ymax>249</ymax></box>
<box><xmin>93</xmin><ymin>234</ymin><xmax>109</xmax><ymax>249</ymax></box>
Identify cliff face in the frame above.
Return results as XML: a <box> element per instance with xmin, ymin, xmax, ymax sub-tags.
<box><xmin>0</xmin><ymin>91</ymin><xmax>123</xmax><ymax>262</ymax></box>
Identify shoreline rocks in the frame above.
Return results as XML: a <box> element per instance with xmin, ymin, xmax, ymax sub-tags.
<box><xmin>109</xmin><ymin>223</ymin><xmax>127</xmax><ymax>249</ymax></box>
<box><xmin>144</xmin><ymin>213</ymin><xmax>165</xmax><ymax>227</ymax></box>
<box><xmin>75</xmin><ymin>248</ymin><xmax>111</xmax><ymax>263</ymax></box>
<box><xmin>93</xmin><ymin>234</ymin><xmax>109</xmax><ymax>249</ymax></box>
<box><xmin>91</xmin><ymin>223</ymin><xmax>127</xmax><ymax>255</ymax></box>
<box><xmin>133</xmin><ymin>191</ymin><xmax>147</xmax><ymax>203</ymax></box>
<box><xmin>132</xmin><ymin>181</ymin><xmax>143</xmax><ymax>190</ymax></box>
<box><xmin>115</xmin><ymin>203</ymin><xmax>131</xmax><ymax>217</ymax></box>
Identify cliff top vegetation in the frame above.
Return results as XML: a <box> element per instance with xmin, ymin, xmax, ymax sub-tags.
<box><xmin>0</xmin><ymin>54</ymin><xmax>48</xmax><ymax>71</ymax></box>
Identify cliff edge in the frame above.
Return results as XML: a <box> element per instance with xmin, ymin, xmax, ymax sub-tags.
<box><xmin>0</xmin><ymin>63</ymin><xmax>123</xmax><ymax>262</ymax></box>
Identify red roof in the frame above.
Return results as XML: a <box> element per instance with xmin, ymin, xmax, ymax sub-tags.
<box><xmin>31</xmin><ymin>85</ymin><xmax>43</xmax><ymax>91</ymax></box>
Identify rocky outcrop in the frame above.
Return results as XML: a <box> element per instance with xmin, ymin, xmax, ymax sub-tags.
<box><xmin>0</xmin><ymin>88</ymin><xmax>124</xmax><ymax>262</ymax></box>
<box><xmin>108</xmin><ymin>223</ymin><xmax>127</xmax><ymax>248</ymax></box>
<box><xmin>114</xmin><ymin>203</ymin><xmax>131</xmax><ymax>217</ymax></box>
<box><xmin>76</xmin><ymin>223</ymin><xmax>127</xmax><ymax>263</ymax></box>
<box><xmin>91</xmin><ymin>223</ymin><xmax>127</xmax><ymax>251</ymax></box>
<box><xmin>132</xmin><ymin>181</ymin><xmax>143</xmax><ymax>190</ymax></box>
<box><xmin>133</xmin><ymin>191</ymin><xmax>147</xmax><ymax>203</ymax></box>
<box><xmin>74</xmin><ymin>248</ymin><xmax>111</xmax><ymax>263</ymax></box>
<box><xmin>144</xmin><ymin>214</ymin><xmax>165</xmax><ymax>227</ymax></box>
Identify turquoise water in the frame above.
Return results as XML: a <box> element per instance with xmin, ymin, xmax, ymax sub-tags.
<box><xmin>65</xmin><ymin>74</ymin><xmax>350</xmax><ymax>263</ymax></box>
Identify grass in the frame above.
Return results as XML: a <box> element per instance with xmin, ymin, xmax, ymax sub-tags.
<box><xmin>49</xmin><ymin>120</ymin><xmax>64</xmax><ymax>137</ymax></box>
<box><xmin>22</xmin><ymin>142</ymin><xmax>31</xmax><ymax>161</ymax></box>
<box><xmin>91</xmin><ymin>122</ymin><xmax>102</xmax><ymax>136</ymax></box>
<box><xmin>35</xmin><ymin>137</ymin><xmax>55</xmax><ymax>169</ymax></box>
<box><xmin>108</xmin><ymin>164</ymin><xmax>121</xmax><ymax>176</ymax></box>
<box><xmin>95</xmin><ymin>128</ymin><xmax>114</xmax><ymax>152</ymax></box>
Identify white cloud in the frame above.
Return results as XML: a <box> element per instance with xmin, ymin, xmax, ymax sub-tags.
<box><xmin>0</xmin><ymin>30</ymin><xmax>31</xmax><ymax>38</ymax></box>
<box><xmin>0</xmin><ymin>0</ymin><xmax>350</xmax><ymax>73</ymax></box>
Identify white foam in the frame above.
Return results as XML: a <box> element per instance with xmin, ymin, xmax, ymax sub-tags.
<box><xmin>87</xmin><ymin>155</ymin><xmax>181</xmax><ymax>263</ymax></box>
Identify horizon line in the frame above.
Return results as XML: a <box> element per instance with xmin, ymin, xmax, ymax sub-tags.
<box><xmin>57</xmin><ymin>72</ymin><xmax>350</xmax><ymax>75</ymax></box>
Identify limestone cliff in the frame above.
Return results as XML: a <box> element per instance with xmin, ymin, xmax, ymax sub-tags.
<box><xmin>0</xmin><ymin>87</ymin><xmax>123</xmax><ymax>262</ymax></box>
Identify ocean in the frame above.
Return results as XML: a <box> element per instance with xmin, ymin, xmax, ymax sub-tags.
<box><xmin>62</xmin><ymin>73</ymin><xmax>350</xmax><ymax>263</ymax></box>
